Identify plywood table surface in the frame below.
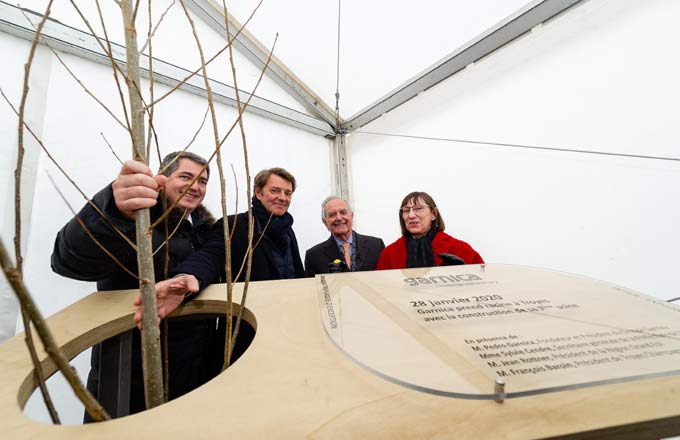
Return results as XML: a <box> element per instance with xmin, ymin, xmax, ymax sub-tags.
<box><xmin>1</xmin><ymin>274</ymin><xmax>679</xmax><ymax>439</ymax></box>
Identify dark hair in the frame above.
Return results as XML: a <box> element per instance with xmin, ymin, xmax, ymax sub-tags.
<box><xmin>398</xmin><ymin>191</ymin><xmax>446</xmax><ymax>236</ymax></box>
<box><xmin>159</xmin><ymin>151</ymin><xmax>210</xmax><ymax>178</ymax></box>
<box><xmin>254</xmin><ymin>167</ymin><xmax>297</xmax><ymax>193</ymax></box>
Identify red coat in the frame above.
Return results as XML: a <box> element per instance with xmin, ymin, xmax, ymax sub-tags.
<box><xmin>376</xmin><ymin>231</ymin><xmax>484</xmax><ymax>270</ymax></box>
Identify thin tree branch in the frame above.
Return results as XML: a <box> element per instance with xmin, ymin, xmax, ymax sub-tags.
<box><xmin>92</xmin><ymin>0</ymin><xmax>162</xmax><ymax>166</ymax></box>
<box><xmin>133</xmin><ymin>0</ymin><xmax>141</xmax><ymax>22</ymax></box>
<box><xmin>101</xmin><ymin>132</ymin><xmax>124</xmax><ymax>165</ymax></box>
<box><xmin>176</xmin><ymin>0</ymin><xmax>224</xmax><ymax>166</ymax></box>
<box><xmin>144</xmin><ymin>0</ymin><xmax>155</xmax><ymax>161</ymax></box>
<box><xmin>19</xmin><ymin>310</ymin><xmax>61</xmax><ymax>423</ymax></box>
<box><xmin>178</xmin><ymin>0</ymin><xmax>234</xmax><ymax>368</ymax></box>
<box><xmin>139</xmin><ymin>1</ymin><xmax>176</xmax><ymax>54</ymax></box>
<box><xmin>229</xmin><ymin>163</ymin><xmax>239</xmax><ymax>214</ymax></box>
<box><xmin>177</xmin><ymin>0</ymin><xmax>268</xmax><ymax>368</ymax></box>
<box><xmin>148</xmin><ymin>33</ymin><xmax>278</xmax><ymax>231</ymax></box>
<box><xmin>232</xmin><ymin>212</ymin><xmax>271</xmax><ymax>286</ymax></box>
<box><xmin>216</xmin><ymin>34</ymin><xmax>276</xmax><ymax>150</ymax></box>
<box><xmin>20</xmin><ymin>6</ymin><xmax>128</xmax><ymax>128</ymax></box>
<box><xmin>161</xmin><ymin>186</ymin><xmax>170</xmax><ymax>404</ymax></box>
<box><xmin>94</xmin><ymin>0</ymin><xmax>132</xmax><ymax>130</ymax></box>
<box><xmin>152</xmin><ymin>208</ymin><xmax>189</xmax><ymax>256</ymax></box>
<box><xmin>16</xmin><ymin>0</ymin><xmax>54</xmax><ymax>290</ymax></box>
<box><xmin>163</xmin><ymin>319</ymin><xmax>169</xmax><ymax>402</ymax></box>
<box><xmin>71</xmin><ymin>0</ymin><xmax>159</xmax><ymax>140</ymax></box>
<box><xmin>162</xmin><ymin>196</ymin><xmax>171</xmax><ymax>279</ymax></box>
<box><xmin>91</xmin><ymin>0</ymin><xmax>132</xmax><ymax>131</ymax></box>
<box><xmin>46</xmin><ymin>173</ymin><xmax>140</xmax><ymax>280</ymax></box>
<box><xmin>119</xmin><ymin>0</ymin><xmax>165</xmax><ymax>409</ymax></box>
<box><xmin>145</xmin><ymin>0</ymin><xmax>264</xmax><ymax>110</ymax></box>
<box><xmin>0</xmin><ymin>89</ymin><xmax>136</xmax><ymax>250</ymax></box>
<box><xmin>228</xmin><ymin>211</ymin><xmax>273</xmax><ymax>360</ymax></box>
<box><xmin>161</xmin><ymin>195</ymin><xmax>170</xmax><ymax>402</ymax></box>
<box><xmin>146</xmin><ymin>108</ymin><xmax>163</xmax><ymax>164</ymax></box>
<box><xmin>0</xmin><ymin>240</ymin><xmax>110</xmax><ymax>421</ymax></box>
<box><xmin>156</xmin><ymin>104</ymin><xmax>210</xmax><ymax>176</ymax></box>
<box><xmin>43</xmin><ymin>39</ymin><xmax>128</xmax><ymax>128</ymax></box>
<box><xmin>69</xmin><ymin>0</ymin><xmax>214</xmax><ymax>141</ymax></box>
<box><xmin>15</xmin><ymin>2</ymin><xmax>63</xmax><ymax>422</ymax></box>
<box><xmin>179</xmin><ymin>103</ymin><xmax>211</xmax><ymax>150</ymax></box>
<box><xmin>220</xmin><ymin>34</ymin><xmax>281</xmax><ymax>345</ymax></box>
<box><xmin>77</xmin><ymin>218</ymin><xmax>140</xmax><ymax>279</ymax></box>
<box><xmin>221</xmin><ymin>2</ymin><xmax>236</xmax><ymax>367</ymax></box>
<box><xmin>221</xmin><ymin>0</ymin><xmax>254</xmax><ymax>368</ymax></box>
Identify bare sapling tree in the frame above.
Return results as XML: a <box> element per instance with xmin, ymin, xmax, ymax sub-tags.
<box><xmin>3</xmin><ymin>0</ymin><xmax>278</xmax><ymax>422</ymax></box>
<box><xmin>3</xmin><ymin>0</ymin><xmax>168</xmax><ymax>417</ymax></box>
<box><xmin>214</xmin><ymin>30</ymin><xmax>255</xmax><ymax>373</ymax></box>
<box><xmin>221</xmin><ymin>0</ymin><xmax>253</xmax><ymax>369</ymax></box>
<box><xmin>166</xmin><ymin>0</ymin><xmax>278</xmax><ymax>371</ymax></box>
<box><xmin>117</xmin><ymin>0</ymin><xmax>164</xmax><ymax>409</ymax></box>
<box><xmin>0</xmin><ymin>242</ymin><xmax>111</xmax><ymax>421</ymax></box>
<box><xmin>13</xmin><ymin>0</ymin><xmax>60</xmax><ymax>424</ymax></box>
<box><xmin>176</xmin><ymin>0</ymin><xmax>252</xmax><ymax>370</ymax></box>
<box><xmin>3</xmin><ymin>0</ymin><xmax>111</xmax><ymax>422</ymax></box>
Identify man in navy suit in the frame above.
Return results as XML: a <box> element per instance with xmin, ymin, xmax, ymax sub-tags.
<box><xmin>304</xmin><ymin>196</ymin><xmax>384</xmax><ymax>277</ymax></box>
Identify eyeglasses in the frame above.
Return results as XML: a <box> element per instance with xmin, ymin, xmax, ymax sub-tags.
<box><xmin>400</xmin><ymin>205</ymin><xmax>429</xmax><ymax>215</ymax></box>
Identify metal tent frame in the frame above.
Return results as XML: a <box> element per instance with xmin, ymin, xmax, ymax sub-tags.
<box><xmin>0</xmin><ymin>0</ymin><xmax>585</xmax><ymax>200</ymax></box>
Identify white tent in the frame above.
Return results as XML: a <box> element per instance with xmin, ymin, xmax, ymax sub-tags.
<box><xmin>1</xmin><ymin>0</ymin><xmax>678</xmax><ymax>424</ymax></box>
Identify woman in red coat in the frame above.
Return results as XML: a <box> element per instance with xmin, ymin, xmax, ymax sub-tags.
<box><xmin>376</xmin><ymin>191</ymin><xmax>484</xmax><ymax>270</ymax></box>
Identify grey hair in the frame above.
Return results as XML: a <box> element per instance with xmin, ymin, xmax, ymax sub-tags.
<box><xmin>159</xmin><ymin>151</ymin><xmax>210</xmax><ymax>178</ymax></box>
<box><xmin>321</xmin><ymin>196</ymin><xmax>352</xmax><ymax>220</ymax></box>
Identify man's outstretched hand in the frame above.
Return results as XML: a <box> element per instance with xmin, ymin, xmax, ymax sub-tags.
<box><xmin>134</xmin><ymin>274</ymin><xmax>200</xmax><ymax>329</ymax></box>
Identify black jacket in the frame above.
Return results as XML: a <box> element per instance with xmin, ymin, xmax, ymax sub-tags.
<box><xmin>171</xmin><ymin>211</ymin><xmax>305</xmax><ymax>284</ymax></box>
<box><xmin>52</xmin><ymin>185</ymin><xmax>215</xmax><ymax>290</ymax></box>
<box><xmin>304</xmin><ymin>231</ymin><xmax>385</xmax><ymax>277</ymax></box>
<box><xmin>51</xmin><ymin>184</ymin><xmax>219</xmax><ymax>418</ymax></box>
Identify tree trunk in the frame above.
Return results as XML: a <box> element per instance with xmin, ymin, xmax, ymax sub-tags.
<box><xmin>119</xmin><ymin>0</ymin><xmax>164</xmax><ymax>409</ymax></box>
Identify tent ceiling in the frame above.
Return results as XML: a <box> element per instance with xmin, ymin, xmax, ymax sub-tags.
<box><xmin>186</xmin><ymin>0</ymin><xmax>338</xmax><ymax>127</ymax></box>
<box><xmin>226</xmin><ymin>0</ymin><xmax>542</xmax><ymax>123</ymax></box>
<box><xmin>341</xmin><ymin>0</ymin><xmax>584</xmax><ymax>131</ymax></box>
<box><xmin>0</xmin><ymin>0</ymin><xmax>586</xmax><ymax>136</ymax></box>
<box><xmin>0</xmin><ymin>0</ymin><xmax>334</xmax><ymax>136</ymax></box>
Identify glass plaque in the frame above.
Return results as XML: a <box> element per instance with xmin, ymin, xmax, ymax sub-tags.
<box><xmin>317</xmin><ymin>264</ymin><xmax>680</xmax><ymax>399</ymax></box>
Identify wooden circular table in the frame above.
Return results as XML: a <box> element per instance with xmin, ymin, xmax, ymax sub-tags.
<box><xmin>2</xmin><ymin>266</ymin><xmax>680</xmax><ymax>439</ymax></box>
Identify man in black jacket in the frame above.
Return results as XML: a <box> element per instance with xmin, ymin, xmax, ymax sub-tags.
<box><xmin>51</xmin><ymin>151</ymin><xmax>219</xmax><ymax>420</ymax></box>
<box><xmin>304</xmin><ymin>196</ymin><xmax>385</xmax><ymax>277</ymax></box>
<box><xmin>139</xmin><ymin>167</ymin><xmax>304</xmax><ymax>322</ymax></box>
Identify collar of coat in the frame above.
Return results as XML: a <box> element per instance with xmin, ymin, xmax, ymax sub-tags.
<box><xmin>151</xmin><ymin>200</ymin><xmax>216</xmax><ymax>231</ymax></box>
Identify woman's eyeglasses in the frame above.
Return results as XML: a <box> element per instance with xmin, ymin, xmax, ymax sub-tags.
<box><xmin>400</xmin><ymin>205</ymin><xmax>429</xmax><ymax>215</ymax></box>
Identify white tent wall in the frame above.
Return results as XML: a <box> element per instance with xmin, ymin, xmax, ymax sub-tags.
<box><xmin>9</xmin><ymin>0</ymin><xmax>310</xmax><ymax>115</ymax></box>
<box><xmin>0</xmin><ymin>33</ymin><xmax>42</xmax><ymax>344</ymax></box>
<box><xmin>348</xmin><ymin>0</ymin><xmax>680</xmax><ymax>300</ymax></box>
<box><xmin>0</xmin><ymin>8</ymin><xmax>332</xmax><ymax>424</ymax></box>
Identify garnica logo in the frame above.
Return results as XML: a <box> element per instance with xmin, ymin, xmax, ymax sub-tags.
<box><xmin>403</xmin><ymin>274</ymin><xmax>483</xmax><ymax>286</ymax></box>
